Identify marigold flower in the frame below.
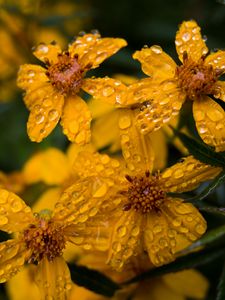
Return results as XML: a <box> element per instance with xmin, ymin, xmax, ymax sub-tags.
<box><xmin>71</xmin><ymin>111</ymin><xmax>221</xmax><ymax>270</ymax></box>
<box><xmin>0</xmin><ymin>181</ymin><xmax>112</xmax><ymax>299</ymax></box>
<box><xmin>132</xmin><ymin>20</ymin><xmax>225</xmax><ymax>151</ymax></box>
<box><xmin>17</xmin><ymin>33</ymin><xmax>127</xmax><ymax>143</ymax></box>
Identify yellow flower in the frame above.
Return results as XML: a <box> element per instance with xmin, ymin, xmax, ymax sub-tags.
<box><xmin>17</xmin><ymin>33</ymin><xmax>127</xmax><ymax>143</ymax></box>
<box><xmin>132</xmin><ymin>20</ymin><xmax>225</xmax><ymax>151</ymax></box>
<box><xmin>74</xmin><ymin>110</ymin><xmax>220</xmax><ymax>270</ymax></box>
<box><xmin>0</xmin><ymin>177</ymin><xmax>113</xmax><ymax>298</ymax></box>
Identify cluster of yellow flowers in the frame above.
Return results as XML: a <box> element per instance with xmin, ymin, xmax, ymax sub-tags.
<box><xmin>1</xmin><ymin>19</ymin><xmax>225</xmax><ymax>300</ymax></box>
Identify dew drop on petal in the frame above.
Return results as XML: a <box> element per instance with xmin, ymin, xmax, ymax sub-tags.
<box><xmin>102</xmin><ymin>85</ymin><xmax>115</xmax><ymax>97</ymax></box>
<box><xmin>112</xmin><ymin>242</ymin><xmax>122</xmax><ymax>252</ymax></box>
<box><xmin>151</xmin><ymin>45</ymin><xmax>163</xmax><ymax>54</ymax></box>
<box><xmin>0</xmin><ymin>216</ymin><xmax>8</xmax><ymax>225</ymax></box>
<box><xmin>118</xmin><ymin>115</ymin><xmax>131</xmax><ymax>129</ymax></box>
<box><xmin>92</xmin><ymin>183</ymin><xmax>108</xmax><ymax>198</ymax></box>
<box><xmin>182</xmin><ymin>32</ymin><xmax>191</xmax><ymax>42</ymax></box>
<box><xmin>117</xmin><ymin>225</ymin><xmax>127</xmax><ymax>237</ymax></box>
<box><xmin>48</xmin><ymin>109</ymin><xmax>59</xmax><ymax>121</ymax></box>
<box><xmin>11</xmin><ymin>200</ymin><xmax>23</xmax><ymax>213</ymax></box>
<box><xmin>37</xmin><ymin>44</ymin><xmax>49</xmax><ymax>54</ymax></box>
<box><xmin>35</xmin><ymin>114</ymin><xmax>45</xmax><ymax>124</ymax></box>
<box><xmin>195</xmin><ymin>223</ymin><xmax>206</xmax><ymax>234</ymax></box>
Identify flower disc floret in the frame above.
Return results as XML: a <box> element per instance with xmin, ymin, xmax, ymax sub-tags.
<box><xmin>23</xmin><ymin>212</ymin><xmax>66</xmax><ymax>264</ymax></box>
<box><xmin>123</xmin><ymin>172</ymin><xmax>166</xmax><ymax>213</ymax></box>
<box><xmin>46</xmin><ymin>52</ymin><xmax>86</xmax><ymax>95</ymax></box>
<box><xmin>176</xmin><ymin>52</ymin><xmax>219</xmax><ymax>100</ymax></box>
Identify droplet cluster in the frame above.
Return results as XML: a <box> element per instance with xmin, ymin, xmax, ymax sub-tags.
<box><xmin>123</xmin><ymin>171</ymin><xmax>166</xmax><ymax>213</ymax></box>
<box><xmin>23</xmin><ymin>216</ymin><xmax>66</xmax><ymax>263</ymax></box>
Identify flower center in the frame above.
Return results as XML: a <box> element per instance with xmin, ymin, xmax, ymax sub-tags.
<box><xmin>176</xmin><ymin>52</ymin><xmax>218</xmax><ymax>100</ymax></box>
<box><xmin>122</xmin><ymin>171</ymin><xmax>166</xmax><ymax>214</ymax></box>
<box><xmin>23</xmin><ymin>211</ymin><xmax>66</xmax><ymax>264</ymax></box>
<box><xmin>46</xmin><ymin>52</ymin><xmax>84</xmax><ymax>95</ymax></box>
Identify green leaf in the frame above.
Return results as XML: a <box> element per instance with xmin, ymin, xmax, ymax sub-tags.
<box><xmin>68</xmin><ymin>263</ymin><xmax>120</xmax><ymax>297</ymax></box>
<box><xmin>123</xmin><ymin>248</ymin><xmax>224</xmax><ymax>284</ymax></box>
<box><xmin>172</xmin><ymin>129</ymin><xmax>225</xmax><ymax>167</ymax></box>
<box><xmin>217</xmin><ymin>262</ymin><xmax>225</xmax><ymax>300</ymax></box>
<box><xmin>198</xmin><ymin>206</ymin><xmax>225</xmax><ymax>216</ymax></box>
<box><xmin>186</xmin><ymin>170</ymin><xmax>225</xmax><ymax>202</ymax></box>
<box><xmin>179</xmin><ymin>224</ymin><xmax>225</xmax><ymax>254</ymax></box>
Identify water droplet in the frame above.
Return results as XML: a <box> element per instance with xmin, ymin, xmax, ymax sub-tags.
<box><xmin>174</xmin><ymin>169</ymin><xmax>184</xmax><ymax>179</ymax></box>
<box><xmin>207</xmin><ymin>109</ymin><xmax>223</xmax><ymax>122</ymax></box>
<box><xmin>43</xmin><ymin>98</ymin><xmax>53</xmax><ymax>107</ymax></box>
<box><xmin>198</xmin><ymin>125</ymin><xmax>207</xmax><ymax>134</ymax></box>
<box><xmin>117</xmin><ymin>225</ymin><xmax>127</xmax><ymax>237</ymax></box>
<box><xmin>35</xmin><ymin>114</ymin><xmax>45</xmax><ymax>124</ymax></box>
<box><xmin>0</xmin><ymin>216</ymin><xmax>8</xmax><ymax>225</ymax></box>
<box><xmin>151</xmin><ymin>45</ymin><xmax>162</xmax><ymax>54</ymax></box>
<box><xmin>93</xmin><ymin>183</ymin><xmax>107</xmax><ymax>198</ymax></box>
<box><xmin>83</xmin><ymin>243</ymin><xmax>92</xmax><ymax>250</ymax></box>
<box><xmin>131</xmin><ymin>226</ymin><xmax>140</xmax><ymax>237</ymax></box>
<box><xmin>118</xmin><ymin>115</ymin><xmax>131</xmax><ymax>129</ymax></box>
<box><xmin>216</xmin><ymin>123</ymin><xmax>224</xmax><ymax>130</ymax></box>
<box><xmin>11</xmin><ymin>200</ymin><xmax>23</xmax><ymax>213</ymax></box>
<box><xmin>195</xmin><ymin>223</ymin><xmax>206</xmax><ymax>234</ymax></box>
<box><xmin>172</xmin><ymin>219</ymin><xmax>182</xmax><ymax>227</ymax></box>
<box><xmin>28</xmin><ymin>70</ymin><xmax>35</xmax><ymax>77</ymax></box>
<box><xmin>112</xmin><ymin>241</ymin><xmax>122</xmax><ymax>252</ymax></box>
<box><xmin>100</xmin><ymin>155</ymin><xmax>110</xmax><ymax>164</ymax></box>
<box><xmin>153</xmin><ymin>225</ymin><xmax>162</xmax><ymax>234</ymax></box>
<box><xmin>102</xmin><ymin>85</ymin><xmax>115</xmax><ymax>97</ymax></box>
<box><xmin>37</xmin><ymin>44</ymin><xmax>49</xmax><ymax>54</ymax></box>
<box><xmin>175</xmin><ymin>203</ymin><xmax>192</xmax><ymax>214</ymax></box>
<box><xmin>162</xmin><ymin>169</ymin><xmax>172</xmax><ymax>178</ymax></box>
<box><xmin>182</xmin><ymin>32</ymin><xmax>191</xmax><ymax>42</ymax></box>
<box><xmin>48</xmin><ymin>109</ymin><xmax>59</xmax><ymax>121</ymax></box>
<box><xmin>89</xmin><ymin>207</ymin><xmax>98</xmax><ymax>217</ymax></box>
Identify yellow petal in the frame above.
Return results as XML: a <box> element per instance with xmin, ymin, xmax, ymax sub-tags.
<box><xmin>175</xmin><ymin>20</ymin><xmax>208</xmax><ymax>62</ymax></box>
<box><xmin>161</xmin><ymin>198</ymin><xmax>207</xmax><ymax>253</ymax></box>
<box><xmin>133</xmin><ymin>46</ymin><xmax>176</xmax><ymax>79</ymax></box>
<box><xmin>119</xmin><ymin>109</ymin><xmax>155</xmax><ymax>174</ymax></box>
<box><xmin>144</xmin><ymin>212</ymin><xmax>175</xmax><ymax>266</ymax></box>
<box><xmin>53</xmin><ymin>176</ymin><xmax>119</xmax><ymax>225</ymax></box>
<box><xmin>7</xmin><ymin>266</ymin><xmax>40</xmax><ymax>300</ymax></box>
<box><xmin>89</xmin><ymin>98</ymin><xmax>114</xmax><ymax>118</ymax></box>
<box><xmin>150</xmin><ymin>130</ymin><xmax>168</xmax><ymax>171</ymax></box>
<box><xmin>0</xmin><ymin>239</ymin><xmax>28</xmax><ymax>283</ymax></box>
<box><xmin>23</xmin><ymin>148</ymin><xmax>70</xmax><ymax>185</ymax></box>
<box><xmin>92</xmin><ymin>110</ymin><xmax>120</xmax><ymax>151</ymax></box>
<box><xmin>66</xmin><ymin>143</ymin><xmax>96</xmax><ymax>167</ymax></box>
<box><xmin>161</xmin><ymin>156</ymin><xmax>221</xmax><ymax>193</ymax></box>
<box><xmin>69</xmin><ymin>34</ymin><xmax>127</xmax><ymax>69</ymax></box>
<box><xmin>61</xmin><ymin>96</ymin><xmax>91</xmax><ymax>144</ymax></box>
<box><xmin>82</xmin><ymin>77</ymin><xmax>127</xmax><ymax>105</ymax></box>
<box><xmin>144</xmin><ymin>197</ymin><xmax>206</xmax><ymax>266</ymax></box>
<box><xmin>34</xmin><ymin>257</ymin><xmax>72</xmax><ymax>300</ymax></box>
<box><xmin>135</xmin><ymin>81</ymin><xmax>185</xmax><ymax>135</ymax></box>
<box><xmin>33</xmin><ymin>42</ymin><xmax>62</xmax><ymax>65</ymax></box>
<box><xmin>33</xmin><ymin>188</ymin><xmax>61</xmax><ymax>213</ymax></box>
<box><xmin>17</xmin><ymin>64</ymin><xmax>48</xmax><ymax>94</ymax></box>
<box><xmin>72</xmin><ymin>150</ymin><xmax>122</xmax><ymax>179</ymax></box>
<box><xmin>107</xmin><ymin>210</ymin><xmax>142</xmax><ymax>271</ymax></box>
<box><xmin>0</xmin><ymin>189</ymin><xmax>34</xmax><ymax>233</ymax></box>
<box><xmin>193</xmin><ymin>96</ymin><xmax>225</xmax><ymax>151</ymax></box>
<box><xmin>205</xmin><ymin>50</ymin><xmax>225</xmax><ymax>75</ymax></box>
<box><xmin>27</xmin><ymin>85</ymin><xmax>64</xmax><ymax>142</ymax></box>
<box><xmin>163</xmin><ymin>269</ymin><xmax>208</xmax><ymax>299</ymax></box>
